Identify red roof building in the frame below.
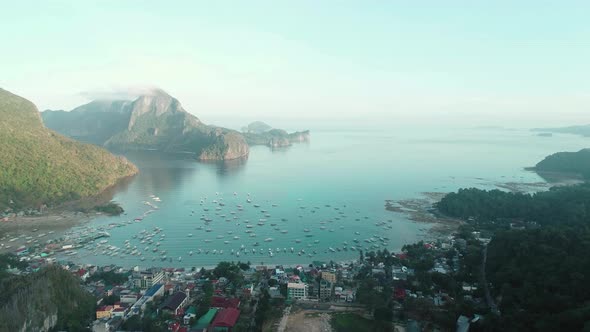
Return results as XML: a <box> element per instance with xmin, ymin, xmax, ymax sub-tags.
<box><xmin>211</xmin><ymin>296</ymin><xmax>240</xmax><ymax>309</ymax></box>
<box><xmin>394</xmin><ymin>287</ymin><xmax>406</xmax><ymax>300</ymax></box>
<box><xmin>211</xmin><ymin>308</ymin><xmax>240</xmax><ymax>331</ymax></box>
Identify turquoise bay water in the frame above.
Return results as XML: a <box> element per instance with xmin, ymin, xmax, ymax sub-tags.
<box><xmin>66</xmin><ymin>128</ymin><xmax>589</xmax><ymax>268</ymax></box>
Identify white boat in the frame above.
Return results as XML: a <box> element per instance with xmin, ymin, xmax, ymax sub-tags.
<box><xmin>264</xmin><ymin>238</ymin><xmax>273</xmax><ymax>242</ymax></box>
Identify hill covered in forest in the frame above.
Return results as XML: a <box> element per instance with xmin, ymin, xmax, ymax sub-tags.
<box><xmin>0</xmin><ymin>88</ymin><xmax>137</xmax><ymax>211</ymax></box>
<box><xmin>0</xmin><ymin>259</ymin><xmax>95</xmax><ymax>331</ymax></box>
<box><xmin>42</xmin><ymin>89</ymin><xmax>249</xmax><ymax>161</ymax></box>
<box><xmin>436</xmin><ymin>184</ymin><xmax>590</xmax><ymax>331</ymax></box>
<box><xmin>534</xmin><ymin>149</ymin><xmax>590</xmax><ymax>179</ymax></box>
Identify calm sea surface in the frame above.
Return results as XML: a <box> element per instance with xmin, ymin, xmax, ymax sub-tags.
<box><xmin>63</xmin><ymin>128</ymin><xmax>589</xmax><ymax>267</ymax></box>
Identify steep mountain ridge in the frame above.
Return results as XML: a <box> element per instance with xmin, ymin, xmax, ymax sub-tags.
<box><xmin>43</xmin><ymin>89</ymin><xmax>249</xmax><ymax>160</ymax></box>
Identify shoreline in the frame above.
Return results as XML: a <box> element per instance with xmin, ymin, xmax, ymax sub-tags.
<box><xmin>384</xmin><ymin>176</ymin><xmax>587</xmax><ymax>240</ymax></box>
<box><xmin>0</xmin><ymin>211</ymin><xmax>97</xmax><ymax>254</ymax></box>
<box><xmin>385</xmin><ymin>192</ymin><xmax>463</xmax><ymax>239</ymax></box>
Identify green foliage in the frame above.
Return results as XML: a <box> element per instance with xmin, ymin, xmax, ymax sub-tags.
<box><xmin>0</xmin><ymin>88</ymin><xmax>137</xmax><ymax>211</ymax></box>
<box><xmin>485</xmin><ymin>226</ymin><xmax>590</xmax><ymax>331</ymax></box>
<box><xmin>87</xmin><ymin>270</ymin><xmax>129</xmax><ymax>286</ymax></box>
<box><xmin>535</xmin><ymin>149</ymin><xmax>590</xmax><ymax>178</ymax></box>
<box><xmin>213</xmin><ymin>261</ymin><xmax>244</xmax><ymax>286</ymax></box>
<box><xmin>331</xmin><ymin>313</ymin><xmax>386</xmax><ymax>332</ymax></box>
<box><xmin>102</xmin><ymin>294</ymin><xmax>120</xmax><ymax>306</ymax></box>
<box><xmin>0</xmin><ymin>265</ymin><xmax>96</xmax><ymax>332</ymax></box>
<box><xmin>436</xmin><ymin>183</ymin><xmax>590</xmax><ymax>225</ymax></box>
<box><xmin>197</xmin><ymin>281</ymin><xmax>214</xmax><ymax>317</ymax></box>
<box><xmin>437</xmin><ymin>183</ymin><xmax>590</xmax><ymax>331</ymax></box>
<box><xmin>0</xmin><ymin>253</ymin><xmax>27</xmax><ymax>279</ymax></box>
<box><xmin>92</xmin><ymin>202</ymin><xmax>124</xmax><ymax>216</ymax></box>
<box><xmin>253</xmin><ymin>289</ymin><xmax>284</xmax><ymax>331</ymax></box>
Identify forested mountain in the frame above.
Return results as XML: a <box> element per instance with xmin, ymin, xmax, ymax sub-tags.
<box><xmin>0</xmin><ymin>88</ymin><xmax>137</xmax><ymax>211</ymax></box>
<box><xmin>0</xmin><ymin>262</ymin><xmax>95</xmax><ymax>331</ymax></box>
<box><xmin>534</xmin><ymin>149</ymin><xmax>590</xmax><ymax>179</ymax></box>
<box><xmin>42</xmin><ymin>89</ymin><xmax>249</xmax><ymax>161</ymax></box>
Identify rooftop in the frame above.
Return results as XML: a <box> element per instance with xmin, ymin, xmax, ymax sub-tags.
<box><xmin>211</xmin><ymin>296</ymin><xmax>240</xmax><ymax>309</ymax></box>
<box><xmin>161</xmin><ymin>292</ymin><xmax>187</xmax><ymax>311</ymax></box>
<box><xmin>194</xmin><ymin>308</ymin><xmax>218</xmax><ymax>329</ymax></box>
<box><xmin>212</xmin><ymin>308</ymin><xmax>240</xmax><ymax>328</ymax></box>
<box><xmin>288</xmin><ymin>282</ymin><xmax>306</xmax><ymax>289</ymax></box>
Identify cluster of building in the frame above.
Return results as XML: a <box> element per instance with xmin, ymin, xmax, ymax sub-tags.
<box><xmin>76</xmin><ymin>266</ymin><xmax>246</xmax><ymax>332</ymax></box>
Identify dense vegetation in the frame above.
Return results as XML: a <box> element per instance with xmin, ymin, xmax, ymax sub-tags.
<box><xmin>331</xmin><ymin>313</ymin><xmax>386</xmax><ymax>332</ymax></box>
<box><xmin>436</xmin><ymin>183</ymin><xmax>590</xmax><ymax>225</ymax></box>
<box><xmin>93</xmin><ymin>202</ymin><xmax>125</xmax><ymax>215</ymax></box>
<box><xmin>485</xmin><ymin>226</ymin><xmax>590</xmax><ymax>331</ymax></box>
<box><xmin>0</xmin><ymin>262</ymin><xmax>95</xmax><ymax>331</ymax></box>
<box><xmin>437</xmin><ymin>183</ymin><xmax>590</xmax><ymax>331</ymax></box>
<box><xmin>534</xmin><ymin>149</ymin><xmax>590</xmax><ymax>178</ymax></box>
<box><xmin>0</xmin><ymin>88</ymin><xmax>137</xmax><ymax>211</ymax></box>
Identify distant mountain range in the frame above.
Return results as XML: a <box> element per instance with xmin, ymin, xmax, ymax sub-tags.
<box><xmin>42</xmin><ymin>90</ymin><xmax>310</xmax><ymax>157</ymax></box>
<box><xmin>532</xmin><ymin>125</ymin><xmax>590</xmax><ymax>137</ymax></box>
<box><xmin>0</xmin><ymin>88</ymin><xmax>137</xmax><ymax>211</ymax></box>
<box><xmin>42</xmin><ymin>89</ymin><xmax>249</xmax><ymax>161</ymax></box>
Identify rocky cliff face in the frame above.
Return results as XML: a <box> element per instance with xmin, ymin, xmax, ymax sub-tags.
<box><xmin>0</xmin><ymin>266</ymin><xmax>96</xmax><ymax>332</ymax></box>
<box><xmin>43</xmin><ymin>89</ymin><xmax>249</xmax><ymax>161</ymax></box>
<box><xmin>198</xmin><ymin>130</ymin><xmax>250</xmax><ymax>160</ymax></box>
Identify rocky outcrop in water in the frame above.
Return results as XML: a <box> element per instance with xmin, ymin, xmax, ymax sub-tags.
<box><xmin>242</xmin><ymin>122</ymin><xmax>310</xmax><ymax>148</ymax></box>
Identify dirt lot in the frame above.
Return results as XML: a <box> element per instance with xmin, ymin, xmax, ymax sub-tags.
<box><xmin>284</xmin><ymin>310</ymin><xmax>332</xmax><ymax>332</ymax></box>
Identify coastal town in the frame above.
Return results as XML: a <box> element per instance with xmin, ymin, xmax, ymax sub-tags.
<box><xmin>0</xmin><ymin>216</ymin><xmax>498</xmax><ymax>332</ymax></box>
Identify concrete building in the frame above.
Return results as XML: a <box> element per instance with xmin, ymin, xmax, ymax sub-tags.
<box><xmin>131</xmin><ymin>283</ymin><xmax>164</xmax><ymax>314</ymax></box>
<box><xmin>319</xmin><ymin>279</ymin><xmax>332</xmax><ymax>301</ymax></box>
<box><xmin>133</xmin><ymin>269</ymin><xmax>164</xmax><ymax>289</ymax></box>
<box><xmin>287</xmin><ymin>282</ymin><xmax>308</xmax><ymax>300</ymax></box>
<box><xmin>321</xmin><ymin>271</ymin><xmax>337</xmax><ymax>284</ymax></box>
<box><xmin>96</xmin><ymin>305</ymin><xmax>113</xmax><ymax>319</ymax></box>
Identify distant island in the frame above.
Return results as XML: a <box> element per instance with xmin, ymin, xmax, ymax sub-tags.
<box><xmin>0</xmin><ymin>88</ymin><xmax>137</xmax><ymax>212</ymax></box>
<box><xmin>241</xmin><ymin>121</ymin><xmax>310</xmax><ymax>148</ymax></box>
<box><xmin>42</xmin><ymin>89</ymin><xmax>249</xmax><ymax>161</ymax></box>
<box><xmin>532</xmin><ymin>124</ymin><xmax>590</xmax><ymax>137</ymax></box>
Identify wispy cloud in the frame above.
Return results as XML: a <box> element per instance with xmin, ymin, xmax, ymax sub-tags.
<box><xmin>77</xmin><ymin>85</ymin><xmax>162</xmax><ymax>101</ymax></box>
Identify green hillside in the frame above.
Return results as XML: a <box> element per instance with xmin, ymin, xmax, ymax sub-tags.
<box><xmin>0</xmin><ymin>262</ymin><xmax>96</xmax><ymax>331</ymax></box>
<box><xmin>535</xmin><ymin>149</ymin><xmax>590</xmax><ymax>178</ymax></box>
<box><xmin>0</xmin><ymin>88</ymin><xmax>138</xmax><ymax>211</ymax></box>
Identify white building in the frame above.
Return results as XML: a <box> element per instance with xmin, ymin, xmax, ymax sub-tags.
<box><xmin>287</xmin><ymin>283</ymin><xmax>308</xmax><ymax>300</ymax></box>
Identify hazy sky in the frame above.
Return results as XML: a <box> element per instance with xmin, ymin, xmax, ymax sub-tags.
<box><xmin>1</xmin><ymin>1</ymin><xmax>589</xmax><ymax>128</ymax></box>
